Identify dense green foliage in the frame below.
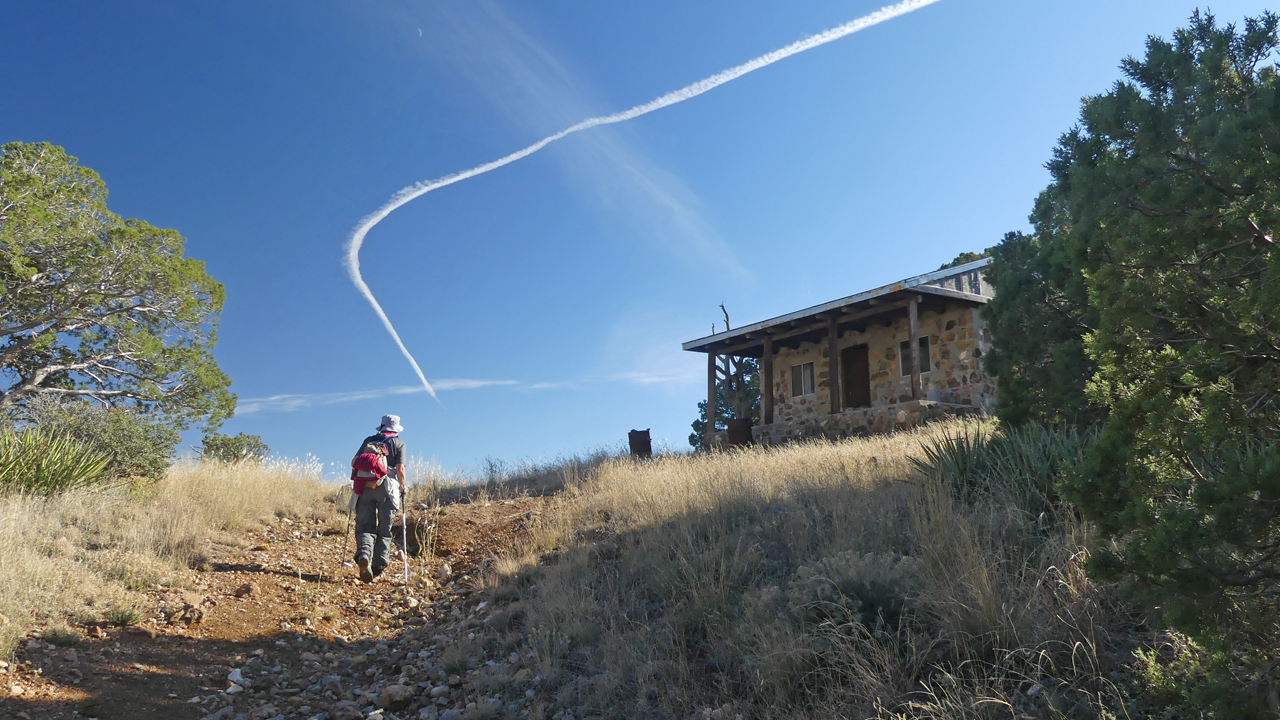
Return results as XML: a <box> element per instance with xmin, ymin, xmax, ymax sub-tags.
<box><xmin>199</xmin><ymin>431</ymin><xmax>269</xmax><ymax>464</ymax></box>
<box><xmin>0</xmin><ymin>142</ymin><xmax>235</xmax><ymax>430</ymax></box>
<box><xmin>937</xmin><ymin>249</ymin><xmax>991</xmax><ymax>270</ymax></box>
<box><xmin>0</xmin><ymin>428</ymin><xmax>111</xmax><ymax>495</ymax></box>
<box><xmin>22</xmin><ymin>398</ymin><xmax>180</xmax><ymax>482</ymax></box>
<box><xmin>985</xmin><ymin>11</ymin><xmax>1280</xmax><ymax>714</ymax></box>
<box><xmin>689</xmin><ymin>357</ymin><xmax>760</xmax><ymax>449</ymax></box>
<box><xmin>982</xmin><ymin>223</ymin><xmax>1101</xmax><ymax>427</ymax></box>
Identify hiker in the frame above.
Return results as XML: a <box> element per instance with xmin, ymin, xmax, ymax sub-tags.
<box><xmin>352</xmin><ymin>414</ymin><xmax>406</xmax><ymax>583</ymax></box>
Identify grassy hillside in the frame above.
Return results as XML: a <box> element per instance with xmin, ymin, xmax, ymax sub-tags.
<box><xmin>0</xmin><ymin>459</ymin><xmax>339</xmax><ymax>655</ymax></box>
<box><xmin>0</xmin><ymin>425</ymin><xmax>1214</xmax><ymax>718</ymax></box>
<box><xmin>477</xmin><ymin>421</ymin><xmax>1176</xmax><ymax>719</ymax></box>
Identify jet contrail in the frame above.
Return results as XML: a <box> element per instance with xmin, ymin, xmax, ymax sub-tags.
<box><xmin>344</xmin><ymin>0</ymin><xmax>945</xmax><ymax>399</ymax></box>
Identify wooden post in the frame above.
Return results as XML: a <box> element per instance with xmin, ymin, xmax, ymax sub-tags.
<box><xmin>706</xmin><ymin>352</ymin><xmax>718</xmax><ymax>448</ymax></box>
<box><xmin>828</xmin><ymin>316</ymin><xmax>841</xmax><ymax>414</ymax></box>
<box><xmin>762</xmin><ymin>335</ymin><xmax>774</xmax><ymax>425</ymax></box>
<box><xmin>908</xmin><ymin>296</ymin><xmax>922</xmax><ymax>401</ymax></box>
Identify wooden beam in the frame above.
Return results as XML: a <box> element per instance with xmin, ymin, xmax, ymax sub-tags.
<box><xmin>840</xmin><ymin>297</ymin><xmax>911</xmax><ymax>321</ymax></box>
<box><xmin>762</xmin><ymin>336</ymin><xmax>774</xmax><ymax>426</ymax></box>
<box><xmin>908</xmin><ymin>296</ymin><xmax>921</xmax><ymax>401</ymax></box>
<box><xmin>827</xmin><ymin>316</ymin><xmax>840</xmax><ymax>414</ymax></box>
<box><xmin>706</xmin><ymin>353</ymin><xmax>718</xmax><ymax>448</ymax></box>
<box><xmin>714</xmin><ymin>338</ymin><xmax>764</xmax><ymax>357</ymax></box>
<box><xmin>703</xmin><ymin>297</ymin><xmax>918</xmax><ymax>356</ymax></box>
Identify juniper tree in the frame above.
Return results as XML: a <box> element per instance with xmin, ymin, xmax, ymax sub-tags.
<box><xmin>1005</xmin><ymin>11</ymin><xmax>1280</xmax><ymax>713</ymax></box>
<box><xmin>0</xmin><ymin>142</ymin><xmax>234</xmax><ymax>429</ymax></box>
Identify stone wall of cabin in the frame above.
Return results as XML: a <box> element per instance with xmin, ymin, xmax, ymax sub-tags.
<box><xmin>752</xmin><ymin>399</ymin><xmax>983</xmax><ymax>445</ymax></box>
<box><xmin>770</xmin><ymin>304</ymin><xmax>995</xmax><ymax>427</ymax></box>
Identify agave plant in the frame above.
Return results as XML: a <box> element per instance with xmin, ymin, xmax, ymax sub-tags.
<box><xmin>0</xmin><ymin>428</ymin><xmax>112</xmax><ymax>495</ymax></box>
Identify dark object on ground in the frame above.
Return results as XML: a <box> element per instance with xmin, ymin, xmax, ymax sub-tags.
<box><xmin>628</xmin><ymin>429</ymin><xmax>652</xmax><ymax>458</ymax></box>
<box><xmin>727</xmin><ymin>418</ymin><xmax>753</xmax><ymax>447</ymax></box>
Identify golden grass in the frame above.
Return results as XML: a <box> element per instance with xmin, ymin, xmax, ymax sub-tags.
<box><xmin>487</xmin><ymin>421</ymin><xmax>1134</xmax><ymax>719</ymax></box>
<box><xmin>0</xmin><ymin>457</ymin><xmax>338</xmax><ymax>656</ymax></box>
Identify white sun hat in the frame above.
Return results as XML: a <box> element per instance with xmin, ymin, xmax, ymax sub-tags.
<box><xmin>378</xmin><ymin>414</ymin><xmax>403</xmax><ymax>433</ymax></box>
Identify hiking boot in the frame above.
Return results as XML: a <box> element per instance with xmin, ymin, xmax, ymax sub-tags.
<box><xmin>356</xmin><ymin>556</ymin><xmax>373</xmax><ymax>583</ymax></box>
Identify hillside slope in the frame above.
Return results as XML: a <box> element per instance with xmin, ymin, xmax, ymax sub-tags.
<box><xmin>1</xmin><ymin>424</ymin><xmax>1198</xmax><ymax>720</ymax></box>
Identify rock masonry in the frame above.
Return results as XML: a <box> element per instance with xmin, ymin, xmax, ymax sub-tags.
<box><xmin>755</xmin><ymin>304</ymin><xmax>994</xmax><ymax>445</ymax></box>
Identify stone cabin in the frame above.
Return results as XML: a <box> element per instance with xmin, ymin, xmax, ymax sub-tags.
<box><xmin>683</xmin><ymin>258</ymin><xmax>995</xmax><ymax>445</ymax></box>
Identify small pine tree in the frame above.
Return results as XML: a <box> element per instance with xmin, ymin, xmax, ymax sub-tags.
<box><xmin>689</xmin><ymin>357</ymin><xmax>760</xmax><ymax>449</ymax></box>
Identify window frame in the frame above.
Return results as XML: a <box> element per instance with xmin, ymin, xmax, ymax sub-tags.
<box><xmin>790</xmin><ymin>361</ymin><xmax>816</xmax><ymax>397</ymax></box>
<box><xmin>898</xmin><ymin>337</ymin><xmax>931</xmax><ymax>376</ymax></box>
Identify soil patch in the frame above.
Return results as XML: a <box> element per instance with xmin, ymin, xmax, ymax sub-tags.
<box><xmin>0</xmin><ymin>495</ymin><xmax>552</xmax><ymax>720</ymax></box>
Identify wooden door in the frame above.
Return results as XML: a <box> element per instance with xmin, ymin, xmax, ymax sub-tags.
<box><xmin>841</xmin><ymin>345</ymin><xmax>871</xmax><ymax>408</ymax></box>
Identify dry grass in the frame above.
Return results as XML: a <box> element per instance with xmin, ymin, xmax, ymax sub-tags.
<box><xmin>404</xmin><ymin>449</ymin><xmax>618</xmax><ymax>508</ymax></box>
<box><xmin>485</xmin><ymin>421</ymin><xmax>1140</xmax><ymax>719</ymax></box>
<box><xmin>0</xmin><ymin>457</ymin><xmax>338</xmax><ymax>656</ymax></box>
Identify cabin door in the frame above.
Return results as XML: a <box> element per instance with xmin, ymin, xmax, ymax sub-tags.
<box><xmin>841</xmin><ymin>345</ymin><xmax>871</xmax><ymax>408</ymax></box>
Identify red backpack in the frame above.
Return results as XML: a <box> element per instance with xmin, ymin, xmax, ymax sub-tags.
<box><xmin>350</xmin><ymin>440</ymin><xmax>388</xmax><ymax>494</ymax></box>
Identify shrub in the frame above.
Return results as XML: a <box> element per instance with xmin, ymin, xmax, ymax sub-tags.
<box><xmin>103</xmin><ymin>607</ymin><xmax>140</xmax><ymax>627</ymax></box>
<box><xmin>198</xmin><ymin>431</ymin><xmax>269</xmax><ymax>464</ymax></box>
<box><xmin>22</xmin><ymin>398</ymin><xmax>179</xmax><ymax>482</ymax></box>
<box><xmin>0</xmin><ymin>428</ymin><xmax>111</xmax><ymax>495</ymax></box>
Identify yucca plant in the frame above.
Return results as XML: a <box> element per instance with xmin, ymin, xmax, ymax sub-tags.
<box><xmin>909</xmin><ymin>424</ymin><xmax>992</xmax><ymax>499</ymax></box>
<box><xmin>911</xmin><ymin>423</ymin><xmax>1095</xmax><ymax>519</ymax></box>
<box><xmin>0</xmin><ymin>428</ymin><xmax>112</xmax><ymax>495</ymax></box>
<box><xmin>983</xmin><ymin>423</ymin><xmax>1095</xmax><ymax>518</ymax></box>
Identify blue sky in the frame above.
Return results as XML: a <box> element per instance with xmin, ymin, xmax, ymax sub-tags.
<box><xmin>2</xmin><ymin>0</ymin><xmax>1272</xmax><ymax>475</ymax></box>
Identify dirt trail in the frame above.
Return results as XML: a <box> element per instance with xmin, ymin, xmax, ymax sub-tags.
<box><xmin>0</xmin><ymin>495</ymin><xmax>551</xmax><ymax>720</ymax></box>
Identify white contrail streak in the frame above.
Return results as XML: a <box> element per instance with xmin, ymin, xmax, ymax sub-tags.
<box><xmin>344</xmin><ymin>0</ymin><xmax>945</xmax><ymax>399</ymax></box>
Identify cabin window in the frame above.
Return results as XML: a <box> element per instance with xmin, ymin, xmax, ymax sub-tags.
<box><xmin>790</xmin><ymin>362</ymin><xmax>815</xmax><ymax>397</ymax></box>
<box><xmin>899</xmin><ymin>337</ymin><xmax>931</xmax><ymax>376</ymax></box>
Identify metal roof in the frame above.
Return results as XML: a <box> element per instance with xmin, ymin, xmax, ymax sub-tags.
<box><xmin>682</xmin><ymin>257</ymin><xmax>992</xmax><ymax>354</ymax></box>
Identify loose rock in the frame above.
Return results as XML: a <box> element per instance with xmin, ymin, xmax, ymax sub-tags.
<box><xmin>381</xmin><ymin>683</ymin><xmax>415</xmax><ymax>709</ymax></box>
<box><xmin>330</xmin><ymin>700</ymin><xmax>364</xmax><ymax>720</ymax></box>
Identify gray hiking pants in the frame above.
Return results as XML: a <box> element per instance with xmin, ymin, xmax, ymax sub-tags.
<box><xmin>354</xmin><ymin>480</ymin><xmax>400</xmax><ymax>576</ymax></box>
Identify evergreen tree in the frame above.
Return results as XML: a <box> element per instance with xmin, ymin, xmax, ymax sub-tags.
<box><xmin>0</xmin><ymin>142</ymin><xmax>235</xmax><ymax>429</ymax></box>
<box><xmin>987</xmin><ymin>12</ymin><xmax>1280</xmax><ymax>712</ymax></box>
<box><xmin>689</xmin><ymin>357</ymin><xmax>760</xmax><ymax>449</ymax></box>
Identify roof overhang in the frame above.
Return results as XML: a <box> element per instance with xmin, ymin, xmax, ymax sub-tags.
<box><xmin>682</xmin><ymin>258</ymin><xmax>991</xmax><ymax>356</ymax></box>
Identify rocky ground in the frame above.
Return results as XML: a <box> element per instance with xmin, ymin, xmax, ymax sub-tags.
<box><xmin>0</xmin><ymin>494</ymin><xmax>568</xmax><ymax>720</ymax></box>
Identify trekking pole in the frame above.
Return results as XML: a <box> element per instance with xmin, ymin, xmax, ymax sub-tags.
<box><xmin>340</xmin><ymin>504</ymin><xmax>352</xmax><ymax>563</ymax></box>
<box><xmin>401</xmin><ymin>486</ymin><xmax>410</xmax><ymax>587</ymax></box>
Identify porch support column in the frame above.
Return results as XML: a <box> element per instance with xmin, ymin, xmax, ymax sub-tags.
<box><xmin>827</xmin><ymin>316</ymin><xmax>841</xmax><ymax>414</ymax></box>
<box><xmin>706</xmin><ymin>351</ymin><xmax>718</xmax><ymax>448</ymax></box>
<box><xmin>761</xmin><ymin>335</ymin><xmax>774</xmax><ymax>425</ymax></box>
<box><xmin>908</xmin><ymin>296</ymin><xmax>922</xmax><ymax>400</ymax></box>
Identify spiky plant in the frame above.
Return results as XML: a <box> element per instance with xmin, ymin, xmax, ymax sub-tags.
<box><xmin>0</xmin><ymin>428</ymin><xmax>112</xmax><ymax>495</ymax></box>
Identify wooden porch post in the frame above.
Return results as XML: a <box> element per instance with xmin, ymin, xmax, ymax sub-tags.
<box><xmin>908</xmin><ymin>296</ymin><xmax>922</xmax><ymax>401</ymax></box>
<box><xmin>706</xmin><ymin>352</ymin><xmax>718</xmax><ymax>448</ymax></box>
<box><xmin>827</xmin><ymin>316</ymin><xmax>841</xmax><ymax>414</ymax></box>
<box><xmin>761</xmin><ymin>335</ymin><xmax>774</xmax><ymax>425</ymax></box>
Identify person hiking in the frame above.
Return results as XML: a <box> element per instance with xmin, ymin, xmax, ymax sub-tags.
<box><xmin>352</xmin><ymin>414</ymin><xmax>406</xmax><ymax>583</ymax></box>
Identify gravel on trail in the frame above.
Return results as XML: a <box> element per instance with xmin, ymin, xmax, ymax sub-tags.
<box><xmin>0</xmin><ymin>495</ymin><xmax>583</xmax><ymax>720</ymax></box>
